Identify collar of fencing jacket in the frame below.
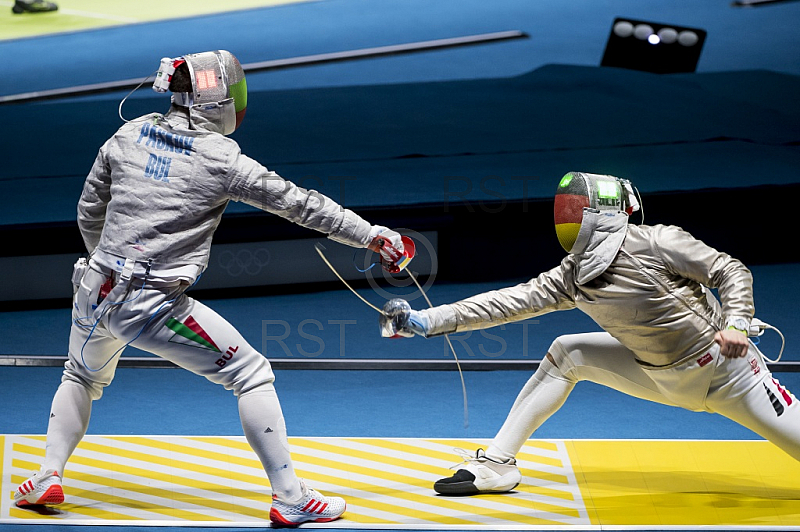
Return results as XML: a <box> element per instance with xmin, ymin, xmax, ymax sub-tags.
<box><xmin>571</xmin><ymin>210</ymin><xmax>628</xmax><ymax>285</ymax></box>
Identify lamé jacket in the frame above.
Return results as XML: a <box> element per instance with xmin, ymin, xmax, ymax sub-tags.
<box><xmin>78</xmin><ymin>106</ymin><xmax>373</xmax><ymax>281</ymax></box>
<box><xmin>421</xmin><ymin>211</ymin><xmax>754</xmax><ymax>367</ymax></box>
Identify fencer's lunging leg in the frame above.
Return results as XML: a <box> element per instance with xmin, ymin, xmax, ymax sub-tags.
<box><xmin>487</xmin><ymin>353</ymin><xmax>576</xmax><ymax>462</ymax></box>
<box><xmin>486</xmin><ymin>332</ymin><xmax>687</xmax><ymax>461</ymax></box>
<box><xmin>41</xmin><ymin>381</ymin><xmax>93</xmax><ymax>474</ymax></box>
<box><xmin>238</xmin><ymin>383</ymin><xmax>303</xmax><ymax>503</ymax></box>
<box><xmin>433</xmin><ymin>353</ymin><xmax>574</xmax><ymax>495</ymax></box>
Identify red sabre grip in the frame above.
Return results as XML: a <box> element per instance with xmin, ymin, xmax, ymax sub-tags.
<box><xmin>376</xmin><ymin>235</ymin><xmax>415</xmax><ymax>273</ymax></box>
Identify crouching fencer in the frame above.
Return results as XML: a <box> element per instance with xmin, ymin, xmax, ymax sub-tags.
<box><xmin>14</xmin><ymin>50</ymin><xmax>405</xmax><ymax>526</ymax></box>
<box><xmin>381</xmin><ymin>172</ymin><xmax>797</xmax><ymax>495</ymax></box>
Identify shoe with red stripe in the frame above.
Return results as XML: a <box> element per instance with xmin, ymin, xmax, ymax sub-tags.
<box><xmin>269</xmin><ymin>480</ymin><xmax>345</xmax><ymax>526</ymax></box>
<box><xmin>14</xmin><ymin>469</ymin><xmax>64</xmax><ymax>506</ymax></box>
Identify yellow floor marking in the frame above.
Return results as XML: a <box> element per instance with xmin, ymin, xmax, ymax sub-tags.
<box><xmin>291</xmin><ymin>440</ymin><xmax>580</xmax><ymax>517</ymax></box>
<box><xmin>123</xmin><ymin>437</ymin><xmax>571</xmax><ymax>524</ymax></box>
<box><xmin>68</xmin><ymin>439</ymin><xmax>266</xmax><ymax>486</ymax></box>
<box><xmin>11</xmin><ymin>443</ymin><xmax>43</xmax><ymax>457</ymax></box>
<box><xmin>9</xmin><ymin>504</ymin><xmax>143</xmax><ymax>521</ymax></box>
<box><xmin>430</xmin><ymin>438</ymin><xmax>559</xmax><ymax>454</ymax></box>
<box><xmin>518</xmin><ymin>466</ymin><xmax>570</xmax><ymax>485</ymax></box>
<box><xmin>458</xmin><ymin>492</ymin><xmax>580</xmax><ymax>520</ymax></box>
<box><xmin>290</xmin><ymin>437</ymin><xmax>452</xmax><ymax>475</ymax></box>
<box><xmin>291</xmin><ymin>463</ymin><xmax>568</xmax><ymax>526</ymax></box>
<box><xmin>516</xmin><ymin>450</ymin><xmax>564</xmax><ymax>469</ymax></box>
<box><xmin>317</xmin><ymin>485</ymin><xmax>565</xmax><ymax>527</ymax></box>
<box><xmin>343</xmin><ymin>438</ymin><xmax>576</xmax><ymax>501</ymax></box>
<box><xmin>12</xmin><ymin>469</ymin><xmax>227</xmax><ymax>522</ymax></box>
<box><xmin>112</xmin><ymin>436</ymin><xmax>263</xmax><ymax>469</ymax></box>
<box><xmin>287</xmin><ymin>466</ymin><xmax>485</xmax><ymax>526</ymax></box>
<box><xmin>6</xmin><ymin>436</ymin><xmax>797</xmax><ymax>528</ymax></box>
<box><xmin>11</xmin><ymin>464</ymin><xmax>241</xmax><ymax>522</ymax></box>
<box><xmin>0</xmin><ymin>0</ymin><xmax>313</xmax><ymax>41</ymax></box>
<box><xmin>12</xmin><ymin>458</ymin><xmax>46</xmax><ymax>471</ymax></box>
<box><xmin>299</xmin><ymin>438</ymin><xmax>584</xmax><ymax>524</ymax></box>
<box><xmin>514</xmin><ymin>481</ymin><xmax>575</xmax><ymax>502</ymax></box>
<box><xmin>345</xmin><ymin>437</ymin><xmax>478</xmax><ymax>463</ymax></box>
<box><xmin>310</xmin><ymin>487</ymin><xmax>484</xmax><ymax>527</ymax></box>
<box><xmin>12</xmin><ymin>442</ymin><xmax>270</xmax><ymax>519</ymax></box>
<box><xmin>429</xmin><ymin>438</ymin><xmax>564</xmax><ymax>468</ymax></box>
<box><xmin>64</xmin><ymin>457</ymin><xmax>266</xmax><ymax>517</ymax></box>
<box><xmin>201</xmin><ymin>433</ymin><xmax>577</xmax><ymax>516</ymax></box>
<box><xmin>186</xmin><ymin>436</ymin><xmax>252</xmax><ymax>451</ymax></box>
<box><xmin>569</xmin><ymin>439</ymin><xmax>800</xmax><ymax>527</ymax></box>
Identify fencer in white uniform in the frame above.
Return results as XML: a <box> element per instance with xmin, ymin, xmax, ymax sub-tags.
<box><xmin>381</xmin><ymin>172</ymin><xmax>797</xmax><ymax>495</ymax></box>
<box><xmin>14</xmin><ymin>50</ymin><xmax>403</xmax><ymax>526</ymax></box>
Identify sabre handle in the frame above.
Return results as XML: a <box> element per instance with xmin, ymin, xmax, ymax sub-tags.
<box><xmin>368</xmin><ymin>232</ymin><xmax>416</xmax><ymax>273</ymax></box>
<box><xmin>379</xmin><ymin>298</ymin><xmax>430</xmax><ymax>338</ymax></box>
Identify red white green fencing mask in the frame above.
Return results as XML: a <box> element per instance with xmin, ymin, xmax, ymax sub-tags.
<box><xmin>154</xmin><ymin>50</ymin><xmax>247</xmax><ymax>135</ymax></box>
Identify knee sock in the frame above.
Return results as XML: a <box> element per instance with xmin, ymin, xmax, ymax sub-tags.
<box><xmin>42</xmin><ymin>380</ymin><xmax>93</xmax><ymax>474</ymax></box>
<box><xmin>487</xmin><ymin>356</ymin><xmax>576</xmax><ymax>462</ymax></box>
<box><xmin>238</xmin><ymin>385</ymin><xmax>303</xmax><ymax>503</ymax></box>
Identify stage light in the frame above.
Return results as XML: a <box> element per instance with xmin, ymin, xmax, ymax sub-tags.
<box><xmin>657</xmin><ymin>28</ymin><xmax>678</xmax><ymax>44</ymax></box>
<box><xmin>601</xmin><ymin>18</ymin><xmax>707</xmax><ymax>74</ymax></box>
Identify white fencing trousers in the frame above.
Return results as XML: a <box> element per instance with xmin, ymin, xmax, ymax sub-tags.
<box><xmin>489</xmin><ymin>331</ymin><xmax>800</xmax><ymax>462</ymax></box>
<box><xmin>66</xmin><ymin>265</ymin><xmax>275</xmax><ymax>397</ymax></box>
<box><xmin>44</xmin><ymin>263</ymin><xmax>305</xmax><ymax>502</ymax></box>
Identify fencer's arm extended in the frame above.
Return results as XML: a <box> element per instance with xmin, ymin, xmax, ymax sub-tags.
<box><xmin>420</xmin><ymin>264</ymin><xmax>577</xmax><ymax>337</ymax></box>
<box><xmin>653</xmin><ymin>225</ymin><xmax>754</xmax><ymax>328</ymax></box>
<box><xmin>77</xmin><ymin>144</ymin><xmax>113</xmax><ymax>254</ymax></box>
<box><xmin>227</xmin><ymin>152</ymin><xmax>374</xmax><ymax>248</ymax></box>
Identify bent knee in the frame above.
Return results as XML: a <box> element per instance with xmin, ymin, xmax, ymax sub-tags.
<box><xmin>216</xmin><ymin>354</ymin><xmax>276</xmax><ymax>397</ymax></box>
<box><xmin>544</xmin><ymin>337</ymin><xmax>579</xmax><ymax>382</ymax></box>
<box><xmin>547</xmin><ymin>337</ymin><xmax>571</xmax><ymax>368</ymax></box>
<box><xmin>238</xmin><ymin>380</ymin><xmax>276</xmax><ymax>398</ymax></box>
<box><xmin>61</xmin><ymin>366</ymin><xmax>106</xmax><ymax>401</ymax></box>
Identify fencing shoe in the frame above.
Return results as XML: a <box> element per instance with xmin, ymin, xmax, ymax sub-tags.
<box><xmin>14</xmin><ymin>469</ymin><xmax>64</xmax><ymax>506</ymax></box>
<box><xmin>269</xmin><ymin>480</ymin><xmax>346</xmax><ymax>526</ymax></box>
<box><xmin>12</xmin><ymin>0</ymin><xmax>58</xmax><ymax>13</ymax></box>
<box><xmin>434</xmin><ymin>448</ymin><xmax>521</xmax><ymax>495</ymax></box>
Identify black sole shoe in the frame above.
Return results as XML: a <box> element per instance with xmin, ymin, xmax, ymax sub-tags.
<box><xmin>12</xmin><ymin>1</ymin><xmax>58</xmax><ymax>13</ymax></box>
<box><xmin>433</xmin><ymin>469</ymin><xmax>481</xmax><ymax>495</ymax></box>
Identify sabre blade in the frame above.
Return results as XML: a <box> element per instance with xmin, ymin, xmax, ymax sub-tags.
<box><xmin>314</xmin><ymin>243</ymin><xmax>386</xmax><ymax>315</ymax></box>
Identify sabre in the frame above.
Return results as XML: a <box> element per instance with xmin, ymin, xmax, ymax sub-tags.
<box><xmin>314</xmin><ymin>243</ymin><xmax>387</xmax><ymax>316</ymax></box>
<box><xmin>314</xmin><ymin>240</ymin><xmax>469</xmax><ymax>428</ymax></box>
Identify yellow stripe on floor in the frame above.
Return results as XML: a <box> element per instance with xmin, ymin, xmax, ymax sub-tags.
<box><xmin>3</xmin><ymin>435</ymin><xmax>799</xmax><ymax>528</ymax></box>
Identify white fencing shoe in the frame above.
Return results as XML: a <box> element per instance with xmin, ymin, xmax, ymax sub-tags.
<box><xmin>269</xmin><ymin>480</ymin><xmax>346</xmax><ymax>526</ymax></box>
<box><xmin>434</xmin><ymin>448</ymin><xmax>521</xmax><ymax>495</ymax></box>
<box><xmin>14</xmin><ymin>469</ymin><xmax>64</xmax><ymax>506</ymax></box>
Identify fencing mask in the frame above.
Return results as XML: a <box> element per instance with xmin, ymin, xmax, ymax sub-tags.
<box><xmin>554</xmin><ymin>172</ymin><xmax>640</xmax><ymax>253</ymax></box>
<box><xmin>153</xmin><ymin>50</ymin><xmax>247</xmax><ymax>135</ymax></box>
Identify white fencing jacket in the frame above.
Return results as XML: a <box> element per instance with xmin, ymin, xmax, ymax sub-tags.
<box><xmin>422</xmin><ymin>211</ymin><xmax>754</xmax><ymax>367</ymax></box>
<box><xmin>78</xmin><ymin>106</ymin><xmax>373</xmax><ymax>281</ymax></box>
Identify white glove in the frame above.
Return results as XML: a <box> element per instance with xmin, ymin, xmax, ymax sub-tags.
<box><xmin>379</xmin><ymin>298</ymin><xmax>430</xmax><ymax>338</ymax></box>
